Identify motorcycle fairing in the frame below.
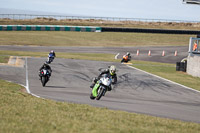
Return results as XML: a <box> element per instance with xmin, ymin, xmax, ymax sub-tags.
<box><xmin>92</xmin><ymin>81</ymin><xmax>100</xmax><ymax>97</ymax></box>
<box><xmin>49</xmin><ymin>53</ymin><xmax>54</xmax><ymax>57</ymax></box>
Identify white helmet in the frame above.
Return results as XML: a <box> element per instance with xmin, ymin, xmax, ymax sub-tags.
<box><xmin>109</xmin><ymin>65</ymin><xmax>116</xmax><ymax>76</ymax></box>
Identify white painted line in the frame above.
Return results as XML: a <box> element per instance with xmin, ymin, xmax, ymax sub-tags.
<box><xmin>31</xmin><ymin>93</ymin><xmax>42</xmax><ymax>98</ymax></box>
<box><xmin>115</xmin><ymin>53</ymin><xmax>120</xmax><ymax>59</ymax></box>
<box><xmin>1</xmin><ymin>57</ymin><xmax>43</xmax><ymax>99</ymax></box>
<box><xmin>25</xmin><ymin>57</ymin><xmax>42</xmax><ymax>98</ymax></box>
<box><xmin>25</xmin><ymin>57</ymin><xmax>31</xmax><ymax>94</ymax></box>
<box><xmin>127</xmin><ymin>65</ymin><xmax>200</xmax><ymax>93</ymax></box>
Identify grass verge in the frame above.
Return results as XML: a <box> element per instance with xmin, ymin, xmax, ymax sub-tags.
<box><xmin>0</xmin><ymin>55</ymin><xmax>9</xmax><ymax>63</ymax></box>
<box><xmin>0</xmin><ymin>79</ymin><xmax>200</xmax><ymax>133</ymax></box>
<box><xmin>0</xmin><ymin>50</ymin><xmax>116</xmax><ymax>62</ymax></box>
<box><xmin>0</xmin><ymin>31</ymin><xmax>195</xmax><ymax>47</ymax></box>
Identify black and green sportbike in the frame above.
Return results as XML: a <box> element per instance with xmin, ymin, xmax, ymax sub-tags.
<box><xmin>90</xmin><ymin>74</ymin><xmax>112</xmax><ymax>100</ymax></box>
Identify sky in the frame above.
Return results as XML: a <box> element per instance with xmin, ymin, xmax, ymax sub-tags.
<box><xmin>1</xmin><ymin>0</ymin><xmax>200</xmax><ymax>22</ymax></box>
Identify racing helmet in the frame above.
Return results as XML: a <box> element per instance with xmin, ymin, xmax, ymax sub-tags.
<box><xmin>127</xmin><ymin>52</ymin><xmax>130</xmax><ymax>55</ymax></box>
<box><xmin>109</xmin><ymin>65</ymin><xmax>116</xmax><ymax>76</ymax></box>
<box><xmin>50</xmin><ymin>50</ymin><xmax>54</xmax><ymax>53</ymax></box>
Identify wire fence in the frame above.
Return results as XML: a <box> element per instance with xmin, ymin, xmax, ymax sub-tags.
<box><xmin>0</xmin><ymin>14</ymin><xmax>200</xmax><ymax>23</ymax></box>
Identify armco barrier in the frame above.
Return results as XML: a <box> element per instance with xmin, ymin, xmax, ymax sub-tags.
<box><xmin>102</xmin><ymin>27</ymin><xmax>200</xmax><ymax>34</ymax></box>
<box><xmin>0</xmin><ymin>25</ymin><xmax>102</xmax><ymax>32</ymax></box>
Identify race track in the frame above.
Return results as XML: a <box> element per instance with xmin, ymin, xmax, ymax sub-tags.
<box><xmin>0</xmin><ymin>45</ymin><xmax>188</xmax><ymax>64</ymax></box>
<box><xmin>0</xmin><ymin>46</ymin><xmax>200</xmax><ymax>123</ymax></box>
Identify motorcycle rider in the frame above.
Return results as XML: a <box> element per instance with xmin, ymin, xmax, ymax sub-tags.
<box><xmin>121</xmin><ymin>52</ymin><xmax>131</xmax><ymax>63</ymax></box>
<box><xmin>38</xmin><ymin>63</ymin><xmax>52</xmax><ymax>80</ymax></box>
<box><xmin>90</xmin><ymin>65</ymin><xmax>117</xmax><ymax>91</ymax></box>
<box><xmin>46</xmin><ymin>50</ymin><xmax>56</xmax><ymax>64</ymax></box>
<box><xmin>49</xmin><ymin>50</ymin><xmax>56</xmax><ymax>57</ymax></box>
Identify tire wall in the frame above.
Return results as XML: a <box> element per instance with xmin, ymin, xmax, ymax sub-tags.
<box><xmin>0</xmin><ymin>25</ymin><xmax>102</xmax><ymax>32</ymax></box>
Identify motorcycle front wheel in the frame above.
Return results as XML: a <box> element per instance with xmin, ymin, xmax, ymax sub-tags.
<box><xmin>96</xmin><ymin>86</ymin><xmax>105</xmax><ymax>100</ymax></box>
<box><xmin>41</xmin><ymin>76</ymin><xmax>46</xmax><ymax>87</ymax></box>
<box><xmin>90</xmin><ymin>93</ymin><xmax>95</xmax><ymax>100</ymax></box>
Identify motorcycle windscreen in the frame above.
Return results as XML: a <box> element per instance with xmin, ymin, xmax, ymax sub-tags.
<box><xmin>101</xmin><ymin>77</ymin><xmax>111</xmax><ymax>86</ymax></box>
<box><xmin>43</xmin><ymin>69</ymin><xmax>47</xmax><ymax>75</ymax></box>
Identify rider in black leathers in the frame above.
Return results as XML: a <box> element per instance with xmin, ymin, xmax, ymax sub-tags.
<box><xmin>38</xmin><ymin>63</ymin><xmax>52</xmax><ymax>80</ymax></box>
<box><xmin>90</xmin><ymin>65</ymin><xmax>117</xmax><ymax>91</ymax></box>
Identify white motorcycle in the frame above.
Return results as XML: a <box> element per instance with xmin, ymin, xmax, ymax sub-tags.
<box><xmin>90</xmin><ymin>74</ymin><xmax>112</xmax><ymax>100</ymax></box>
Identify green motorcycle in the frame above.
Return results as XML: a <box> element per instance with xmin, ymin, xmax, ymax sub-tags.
<box><xmin>90</xmin><ymin>74</ymin><xmax>112</xmax><ymax>100</ymax></box>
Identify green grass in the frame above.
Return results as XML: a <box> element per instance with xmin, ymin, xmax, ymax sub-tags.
<box><xmin>0</xmin><ymin>31</ymin><xmax>195</xmax><ymax>47</ymax></box>
<box><xmin>0</xmin><ymin>56</ymin><xmax>9</xmax><ymax>63</ymax></box>
<box><xmin>0</xmin><ymin>79</ymin><xmax>200</xmax><ymax>133</ymax></box>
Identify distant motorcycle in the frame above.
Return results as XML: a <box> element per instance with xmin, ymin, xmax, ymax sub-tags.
<box><xmin>121</xmin><ymin>55</ymin><xmax>131</xmax><ymax>63</ymax></box>
<box><xmin>46</xmin><ymin>53</ymin><xmax>55</xmax><ymax>64</ymax></box>
<box><xmin>39</xmin><ymin>69</ymin><xmax>51</xmax><ymax>87</ymax></box>
<box><xmin>90</xmin><ymin>74</ymin><xmax>112</xmax><ymax>100</ymax></box>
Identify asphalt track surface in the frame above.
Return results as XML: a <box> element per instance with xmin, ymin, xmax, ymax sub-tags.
<box><xmin>0</xmin><ymin>45</ymin><xmax>188</xmax><ymax>64</ymax></box>
<box><xmin>0</xmin><ymin>46</ymin><xmax>200</xmax><ymax>123</ymax></box>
